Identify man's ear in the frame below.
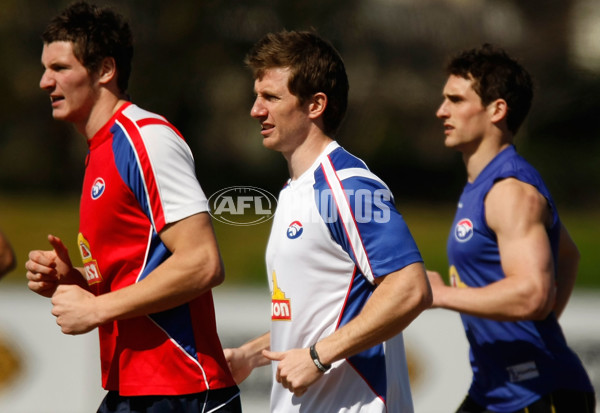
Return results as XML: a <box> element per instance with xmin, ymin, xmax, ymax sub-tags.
<box><xmin>307</xmin><ymin>92</ymin><xmax>327</xmax><ymax>120</ymax></box>
<box><xmin>488</xmin><ymin>98</ymin><xmax>508</xmax><ymax>124</ymax></box>
<box><xmin>98</xmin><ymin>57</ymin><xmax>117</xmax><ymax>85</ymax></box>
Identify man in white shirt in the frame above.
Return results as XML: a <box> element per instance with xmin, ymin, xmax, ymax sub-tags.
<box><xmin>224</xmin><ymin>30</ymin><xmax>432</xmax><ymax>413</ymax></box>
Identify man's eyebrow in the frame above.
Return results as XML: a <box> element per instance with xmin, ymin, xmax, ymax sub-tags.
<box><xmin>443</xmin><ymin>92</ymin><xmax>462</xmax><ymax>100</ymax></box>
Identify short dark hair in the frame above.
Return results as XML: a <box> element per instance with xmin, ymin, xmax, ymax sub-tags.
<box><xmin>446</xmin><ymin>44</ymin><xmax>533</xmax><ymax>134</ymax></box>
<box><xmin>245</xmin><ymin>30</ymin><xmax>349</xmax><ymax>136</ymax></box>
<box><xmin>42</xmin><ymin>1</ymin><xmax>133</xmax><ymax>93</ymax></box>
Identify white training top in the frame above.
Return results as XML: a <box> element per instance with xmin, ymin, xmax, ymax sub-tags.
<box><xmin>266</xmin><ymin>142</ymin><xmax>423</xmax><ymax>412</ymax></box>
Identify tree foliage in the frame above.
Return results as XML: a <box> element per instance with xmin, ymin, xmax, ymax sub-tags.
<box><xmin>1</xmin><ymin>0</ymin><xmax>598</xmax><ymax>207</ymax></box>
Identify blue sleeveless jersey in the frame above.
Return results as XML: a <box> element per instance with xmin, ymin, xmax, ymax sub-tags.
<box><xmin>447</xmin><ymin>145</ymin><xmax>593</xmax><ymax>411</ymax></box>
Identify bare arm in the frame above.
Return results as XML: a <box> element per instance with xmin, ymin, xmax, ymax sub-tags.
<box><xmin>429</xmin><ymin>178</ymin><xmax>556</xmax><ymax>321</ymax></box>
<box><xmin>313</xmin><ymin>262</ymin><xmax>431</xmax><ymax>362</ymax></box>
<box><xmin>224</xmin><ymin>332</ymin><xmax>271</xmax><ymax>384</ymax></box>
<box><xmin>553</xmin><ymin>224</ymin><xmax>579</xmax><ymax>318</ymax></box>
<box><xmin>264</xmin><ymin>262</ymin><xmax>432</xmax><ymax>396</ymax></box>
<box><xmin>50</xmin><ymin>212</ymin><xmax>225</xmax><ymax>334</ymax></box>
<box><xmin>0</xmin><ymin>229</ymin><xmax>16</xmax><ymax>277</ymax></box>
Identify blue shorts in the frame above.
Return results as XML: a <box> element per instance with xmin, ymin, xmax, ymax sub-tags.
<box><xmin>97</xmin><ymin>386</ymin><xmax>241</xmax><ymax>413</ymax></box>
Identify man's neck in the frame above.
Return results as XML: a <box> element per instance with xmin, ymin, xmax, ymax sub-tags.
<box><xmin>77</xmin><ymin>92</ymin><xmax>128</xmax><ymax>139</ymax></box>
<box><xmin>284</xmin><ymin>133</ymin><xmax>333</xmax><ymax>180</ymax></box>
<box><xmin>463</xmin><ymin>139</ymin><xmax>511</xmax><ymax>183</ymax></box>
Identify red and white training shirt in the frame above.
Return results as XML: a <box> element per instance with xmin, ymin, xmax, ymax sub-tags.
<box><xmin>78</xmin><ymin>102</ymin><xmax>235</xmax><ymax>396</ymax></box>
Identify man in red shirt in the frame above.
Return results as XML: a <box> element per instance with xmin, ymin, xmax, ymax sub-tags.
<box><xmin>25</xmin><ymin>2</ymin><xmax>240</xmax><ymax>412</ymax></box>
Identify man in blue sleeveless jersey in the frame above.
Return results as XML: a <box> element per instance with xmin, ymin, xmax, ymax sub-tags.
<box><xmin>427</xmin><ymin>44</ymin><xmax>595</xmax><ymax>412</ymax></box>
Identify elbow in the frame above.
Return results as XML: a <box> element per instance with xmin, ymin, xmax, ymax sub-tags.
<box><xmin>409</xmin><ymin>265</ymin><xmax>434</xmax><ymax>313</ymax></box>
<box><xmin>420</xmin><ymin>281</ymin><xmax>434</xmax><ymax>311</ymax></box>
<box><xmin>204</xmin><ymin>258</ymin><xmax>225</xmax><ymax>289</ymax></box>
<box><xmin>400</xmin><ymin>284</ymin><xmax>433</xmax><ymax>329</ymax></box>
<box><xmin>212</xmin><ymin>265</ymin><xmax>225</xmax><ymax>288</ymax></box>
<box><xmin>518</xmin><ymin>285</ymin><xmax>555</xmax><ymax>321</ymax></box>
<box><xmin>522</xmin><ymin>304</ymin><xmax>552</xmax><ymax>321</ymax></box>
<box><xmin>418</xmin><ymin>266</ymin><xmax>434</xmax><ymax>310</ymax></box>
<box><xmin>410</xmin><ymin>275</ymin><xmax>434</xmax><ymax>315</ymax></box>
<box><xmin>186</xmin><ymin>255</ymin><xmax>225</xmax><ymax>294</ymax></box>
<box><xmin>525</xmin><ymin>304</ymin><xmax>554</xmax><ymax>321</ymax></box>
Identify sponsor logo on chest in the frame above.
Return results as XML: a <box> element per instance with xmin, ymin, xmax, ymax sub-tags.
<box><xmin>271</xmin><ymin>271</ymin><xmax>291</xmax><ymax>321</ymax></box>
<box><xmin>78</xmin><ymin>233</ymin><xmax>103</xmax><ymax>285</ymax></box>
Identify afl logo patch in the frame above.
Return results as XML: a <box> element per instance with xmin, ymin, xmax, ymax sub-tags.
<box><xmin>287</xmin><ymin>221</ymin><xmax>303</xmax><ymax>239</ymax></box>
<box><xmin>455</xmin><ymin>218</ymin><xmax>474</xmax><ymax>242</ymax></box>
<box><xmin>91</xmin><ymin>178</ymin><xmax>105</xmax><ymax>200</ymax></box>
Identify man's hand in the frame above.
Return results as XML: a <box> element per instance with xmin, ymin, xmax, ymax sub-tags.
<box><xmin>224</xmin><ymin>347</ymin><xmax>258</xmax><ymax>384</ymax></box>
<box><xmin>51</xmin><ymin>284</ymin><xmax>100</xmax><ymax>335</ymax></box>
<box><xmin>26</xmin><ymin>235</ymin><xmax>81</xmax><ymax>297</ymax></box>
<box><xmin>263</xmin><ymin>348</ymin><xmax>324</xmax><ymax>397</ymax></box>
<box><xmin>223</xmin><ymin>333</ymin><xmax>271</xmax><ymax>384</ymax></box>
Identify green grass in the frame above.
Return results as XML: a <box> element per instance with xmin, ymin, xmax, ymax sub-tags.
<box><xmin>1</xmin><ymin>195</ymin><xmax>597</xmax><ymax>290</ymax></box>
<box><xmin>212</xmin><ymin>218</ymin><xmax>271</xmax><ymax>287</ymax></box>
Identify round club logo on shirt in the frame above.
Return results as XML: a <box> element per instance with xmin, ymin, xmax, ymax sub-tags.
<box><xmin>91</xmin><ymin>178</ymin><xmax>105</xmax><ymax>200</ymax></box>
<box><xmin>286</xmin><ymin>221</ymin><xmax>303</xmax><ymax>239</ymax></box>
<box><xmin>455</xmin><ymin>218</ymin><xmax>474</xmax><ymax>242</ymax></box>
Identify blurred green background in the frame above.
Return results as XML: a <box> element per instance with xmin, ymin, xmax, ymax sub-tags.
<box><xmin>0</xmin><ymin>0</ymin><xmax>598</xmax><ymax>289</ymax></box>
<box><xmin>1</xmin><ymin>196</ymin><xmax>598</xmax><ymax>289</ymax></box>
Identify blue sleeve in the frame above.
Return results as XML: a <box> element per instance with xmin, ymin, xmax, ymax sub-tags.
<box><xmin>314</xmin><ymin>171</ymin><xmax>423</xmax><ymax>281</ymax></box>
<box><xmin>111</xmin><ymin>125</ymin><xmax>152</xmax><ymax>219</ymax></box>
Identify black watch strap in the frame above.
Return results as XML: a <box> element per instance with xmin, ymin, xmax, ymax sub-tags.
<box><xmin>309</xmin><ymin>343</ymin><xmax>331</xmax><ymax>372</ymax></box>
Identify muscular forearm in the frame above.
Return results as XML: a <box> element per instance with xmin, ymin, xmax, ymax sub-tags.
<box><xmin>315</xmin><ymin>263</ymin><xmax>431</xmax><ymax>366</ymax></box>
<box><xmin>92</xmin><ymin>213</ymin><xmax>224</xmax><ymax>326</ymax></box>
<box><xmin>94</xmin><ymin>252</ymin><xmax>223</xmax><ymax>325</ymax></box>
<box><xmin>435</xmin><ymin>272</ymin><xmax>553</xmax><ymax>321</ymax></box>
<box><xmin>243</xmin><ymin>332</ymin><xmax>272</xmax><ymax>369</ymax></box>
<box><xmin>224</xmin><ymin>332</ymin><xmax>271</xmax><ymax>384</ymax></box>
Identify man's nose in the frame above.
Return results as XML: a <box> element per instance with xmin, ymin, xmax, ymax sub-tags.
<box><xmin>250</xmin><ymin>99</ymin><xmax>266</xmax><ymax>118</ymax></box>
<box><xmin>39</xmin><ymin>70</ymin><xmax>54</xmax><ymax>91</ymax></box>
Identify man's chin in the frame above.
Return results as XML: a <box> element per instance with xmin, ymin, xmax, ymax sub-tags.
<box><xmin>262</xmin><ymin>137</ymin><xmax>278</xmax><ymax>151</ymax></box>
<box><xmin>51</xmin><ymin>110</ymin><xmax>66</xmax><ymax>121</ymax></box>
<box><xmin>444</xmin><ymin>136</ymin><xmax>460</xmax><ymax>149</ymax></box>
<box><xmin>51</xmin><ymin>110</ymin><xmax>74</xmax><ymax>123</ymax></box>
